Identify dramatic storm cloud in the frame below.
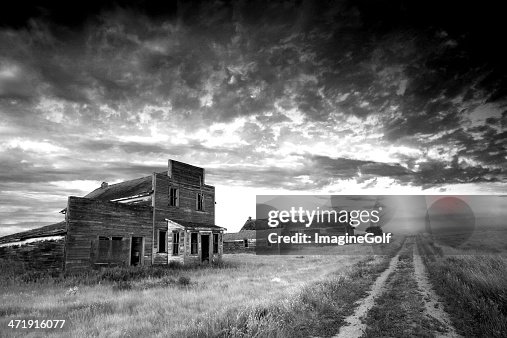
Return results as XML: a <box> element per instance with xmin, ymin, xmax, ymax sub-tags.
<box><xmin>0</xmin><ymin>0</ymin><xmax>505</xmax><ymax>233</ymax></box>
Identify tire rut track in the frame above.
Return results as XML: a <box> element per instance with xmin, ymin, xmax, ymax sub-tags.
<box><xmin>413</xmin><ymin>244</ymin><xmax>461</xmax><ymax>338</ymax></box>
<box><xmin>333</xmin><ymin>237</ymin><xmax>460</xmax><ymax>338</ymax></box>
<box><xmin>332</xmin><ymin>242</ymin><xmax>405</xmax><ymax>338</ymax></box>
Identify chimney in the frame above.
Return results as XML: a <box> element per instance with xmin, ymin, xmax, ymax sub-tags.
<box><xmin>248</xmin><ymin>216</ymin><xmax>252</xmax><ymax>221</ymax></box>
<box><xmin>168</xmin><ymin>159</ymin><xmax>172</xmax><ymax>178</ymax></box>
<box><xmin>101</xmin><ymin>182</ymin><xmax>108</xmax><ymax>188</ymax></box>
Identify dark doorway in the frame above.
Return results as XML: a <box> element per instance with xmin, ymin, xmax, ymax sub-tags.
<box><xmin>201</xmin><ymin>234</ymin><xmax>210</xmax><ymax>263</ymax></box>
<box><xmin>131</xmin><ymin>237</ymin><xmax>143</xmax><ymax>266</ymax></box>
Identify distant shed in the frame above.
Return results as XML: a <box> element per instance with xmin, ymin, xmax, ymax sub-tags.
<box><xmin>223</xmin><ymin>218</ymin><xmax>270</xmax><ymax>254</ymax></box>
<box><xmin>223</xmin><ymin>230</ymin><xmax>256</xmax><ymax>253</ymax></box>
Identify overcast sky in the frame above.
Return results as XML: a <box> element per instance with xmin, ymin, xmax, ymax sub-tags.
<box><xmin>0</xmin><ymin>0</ymin><xmax>505</xmax><ymax>235</ymax></box>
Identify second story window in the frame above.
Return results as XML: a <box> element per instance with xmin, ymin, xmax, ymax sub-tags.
<box><xmin>169</xmin><ymin>187</ymin><xmax>179</xmax><ymax>207</ymax></box>
<box><xmin>196</xmin><ymin>193</ymin><xmax>204</xmax><ymax>211</ymax></box>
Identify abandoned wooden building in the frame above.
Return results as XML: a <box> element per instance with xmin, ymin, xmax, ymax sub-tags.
<box><xmin>223</xmin><ymin>230</ymin><xmax>256</xmax><ymax>253</ymax></box>
<box><xmin>223</xmin><ymin>217</ymin><xmax>266</xmax><ymax>253</ymax></box>
<box><xmin>0</xmin><ymin>160</ymin><xmax>225</xmax><ymax>273</ymax></box>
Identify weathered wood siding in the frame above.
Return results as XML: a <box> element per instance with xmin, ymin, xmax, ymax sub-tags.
<box><xmin>0</xmin><ymin>239</ymin><xmax>65</xmax><ymax>271</ymax></box>
<box><xmin>223</xmin><ymin>239</ymin><xmax>256</xmax><ymax>254</ymax></box>
<box><xmin>153</xmin><ymin>173</ymin><xmax>215</xmax><ymax>224</ymax></box>
<box><xmin>170</xmin><ymin>160</ymin><xmax>205</xmax><ymax>186</ymax></box>
<box><xmin>65</xmin><ymin>196</ymin><xmax>153</xmax><ymax>273</ymax></box>
<box><xmin>166</xmin><ymin>226</ymin><xmax>185</xmax><ymax>264</ymax></box>
<box><xmin>152</xmin><ymin>161</ymin><xmax>215</xmax><ymax>263</ymax></box>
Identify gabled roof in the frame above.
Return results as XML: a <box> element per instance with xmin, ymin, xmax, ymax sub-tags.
<box><xmin>0</xmin><ymin>221</ymin><xmax>66</xmax><ymax>245</ymax></box>
<box><xmin>241</xmin><ymin>218</ymin><xmax>269</xmax><ymax>230</ymax></box>
<box><xmin>166</xmin><ymin>219</ymin><xmax>226</xmax><ymax>231</ymax></box>
<box><xmin>84</xmin><ymin>175</ymin><xmax>153</xmax><ymax>201</ymax></box>
<box><xmin>223</xmin><ymin>230</ymin><xmax>256</xmax><ymax>241</ymax></box>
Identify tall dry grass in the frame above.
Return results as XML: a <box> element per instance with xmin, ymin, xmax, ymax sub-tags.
<box><xmin>1</xmin><ymin>236</ymin><xmax>405</xmax><ymax>337</ymax></box>
<box><xmin>418</xmin><ymin>235</ymin><xmax>507</xmax><ymax>337</ymax></box>
<box><xmin>1</xmin><ymin>254</ymin><xmax>363</xmax><ymax>337</ymax></box>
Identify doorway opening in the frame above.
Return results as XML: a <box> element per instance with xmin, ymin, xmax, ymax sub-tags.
<box><xmin>201</xmin><ymin>234</ymin><xmax>210</xmax><ymax>263</ymax></box>
<box><xmin>130</xmin><ymin>237</ymin><xmax>143</xmax><ymax>266</ymax></box>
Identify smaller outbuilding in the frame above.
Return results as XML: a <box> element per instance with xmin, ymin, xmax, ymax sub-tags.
<box><xmin>223</xmin><ymin>217</ymin><xmax>269</xmax><ymax>253</ymax></box>
<box><xmin>223</xmin><ymin>230</ymin><xmax>256</xmax><ymax>253</ymax></box>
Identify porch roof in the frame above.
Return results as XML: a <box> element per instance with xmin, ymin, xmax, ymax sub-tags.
<box><xmin>166</xmin><ymin>219</ymin><xmax>226</xmax><ymax>231</ymax></box>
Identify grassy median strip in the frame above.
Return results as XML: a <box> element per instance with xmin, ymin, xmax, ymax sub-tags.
<box><xmin>418</xmin><ymin>237</ymin><xmax>507</xmax><ymax>338</ymax></box>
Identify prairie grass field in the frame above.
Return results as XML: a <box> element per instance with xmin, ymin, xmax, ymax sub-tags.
<box><xmin>0</xmin><ymin>240</ymin><xmax>401</xmax><ymax>338</ymax></box>
<box><xmin>4</xmin><ymin>230</ymin><xmax>506</xmax><ymax>338</ymax></box>
<box><xmin>417</xmin><ymin>230</ymin><xmax>507</xmax><ymax>338</ymax></box>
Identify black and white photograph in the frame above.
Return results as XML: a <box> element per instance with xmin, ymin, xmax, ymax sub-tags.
<box><xmin>0</xmin><ymin>0</ymin><xmax>505</xmax><ymax>337</ymax></box>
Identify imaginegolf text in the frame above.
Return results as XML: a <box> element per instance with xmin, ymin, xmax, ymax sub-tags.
<box><xmin>268</xmin><ymin>232</ymin><xmax>393</xmax><ymax>245</ymax></box>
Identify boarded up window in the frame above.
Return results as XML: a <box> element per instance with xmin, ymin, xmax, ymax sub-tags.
<box><xmin>158</xmin><ymin>230</ymin><xmax>167</xmax><ymax>253</ymax></box>
<box><xmin>213</xmin><ymin>233</ymin><xmax>219</xmax><ymax>254</ymax></box>
<box><xmin>111</xmin><ymin>237</ymin><xmax>123</xmax><ymax>260</ymax></box>
<box><xmin>191</xmin><ymin>232</ymin><xmax>198</xmax><ymax>254</ymax></box>
<box><xmin>97</xmin><ymin>236</ymin><xmax>123</xmax><ymax>262</ymax></box>
<box><xmin>172</xmin><ymin>231</ymin><xmax>180</xmax><ymax>256</ymax></box>
<box><xmin>169</xmin><ymin>187</ymin><xmax>179</xmax><ymax>207</ymax></box>
<box><xmin>98</xmin><ymin>236</ymin><xmax>110</xmax><ymax>260</ymax></box>
<box><xmin>196</xmin><ymin>193</ymin><xmax>204</xmax><ymax>211</ymax></box>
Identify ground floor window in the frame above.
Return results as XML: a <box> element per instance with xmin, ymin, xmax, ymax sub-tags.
<box><xmin>98</xmin><ymin>236</ymin><xmax>123</xmax><ymax>261</ymax></box>
<box><xmin>172</xmin><ymin>231</ymin><xmax>180</xmax><ymax>255</ymax></box>
<box><xmin>213</xmin><ymin>233</ymin><xmax>219</xmax><ymax>254</ymax></box>
<box><xmin>244</xmin><ymin>239</ymin><xmax>249</xmax><ymax>248</ymax></box>
<box><xmin>191</xmin><ymin>232</ymin><xmax>198</xmax><ymax>254</ymax></box>
<box><xmin>158</xmin><ymin>230</ymin><xmax>167</xmax><ymax>253</ymax></box>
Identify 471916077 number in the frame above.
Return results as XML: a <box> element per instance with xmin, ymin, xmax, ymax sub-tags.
<box><xmin>8</xmin><ymin>319</ymin><xmax>65</xmax><ymax>329</ymax></box>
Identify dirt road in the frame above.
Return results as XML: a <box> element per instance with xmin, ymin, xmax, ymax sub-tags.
<box><xmin>333</xmin><ymin>237</ymin><xmax>460</xmax><ymax>338</ymax></box>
